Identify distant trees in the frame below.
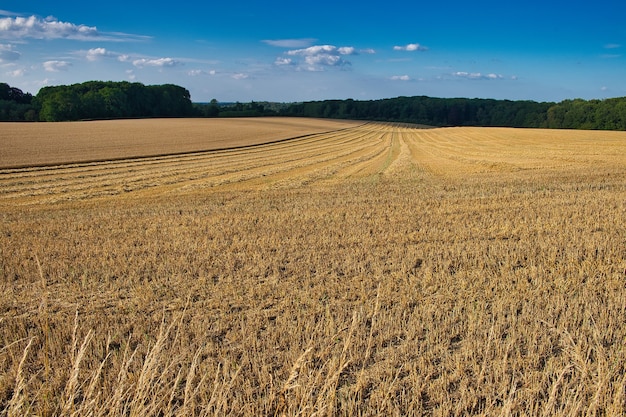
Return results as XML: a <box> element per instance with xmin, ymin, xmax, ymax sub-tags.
<box><xmin>0</xmin><ymin>80</ymin><xmax>625</xmax><ymax>130</ymax></box>
<box><xmin>0</xmin><ymin>83</ymin><xmax>35</xmax><ymax>121</ymax></box>
<box><xmin>193</xmin><ymin>100</ymin><xmax>279</xmax><ymax>118</ymax></box>
<box><xmin>35</xmin><ymin>81</ymin><xmax>194</xmax><ymax>121</ymax></box>
<box><xmin>546</xmin><ymin>98</ymin><xmax>626</xmax><ymax>130</ymax></box>
<box><xmin>280</xmin><ymin>96</ymin><xmax>626</xmax><ymax>130</ymax></box>
<box><xmin>280</xmin><ymin>96</ymin><xmax>554</xmax><ymax>128</ymax></box>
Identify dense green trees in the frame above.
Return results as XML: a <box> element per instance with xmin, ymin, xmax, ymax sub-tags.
<box><xmin>280</xmin><ymin>96</ymin><xmax>554</xmax><ymax>128</ymax></box>
<box><xmin>35</xmin><ymin>81</ymin><xmax>194</xmax><ymax>121</ymax></box>
<box><xmin>280</xmin><ymin>95</ymin><xmax>626</xmax><ymax>130</ymax></box>
<box><xmin>0</xmin><ymin>83</ymin><xmax>35</xmax><ymax>121</ymax></box>
<box><xmin>546</xmin><ymin>98</ymin><xmax>626</xmax><ymax>130</ymax></box>
<box><xmin>0</xmin><ymin>80</ymin><xmax>625</xmax><ymax>129</ymax></box>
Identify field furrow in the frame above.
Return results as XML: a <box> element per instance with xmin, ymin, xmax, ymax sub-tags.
<box><xmin>0</xmin><ymin>126</ymin><xmax>380</xmax><ymax>203</ymax></box>
<box><xmin>2</xmin><ymin>122</ymin><xmax>626</xmax><ymax>206</ymax></box>
<box><xmin>1</xmin><ymin>118</ymin><xmax>626</xmax><ymax>416</ymax></box>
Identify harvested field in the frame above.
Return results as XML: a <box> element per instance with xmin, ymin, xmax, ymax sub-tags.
<box><xmin>0</xmin><ymin>117</ymin><xmax>360</xmax><ymax>168</ymax></box>
<box><xmin>1</xmin><ymin>120</ymin><xmax>625</xmax><ymax>416</ymax></box>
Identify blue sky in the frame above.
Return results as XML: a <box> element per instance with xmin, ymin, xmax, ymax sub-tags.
<box><xmin>1</xmin><ymin>0</ymin><xmax>625</xmax><ymax>102</ymax></box>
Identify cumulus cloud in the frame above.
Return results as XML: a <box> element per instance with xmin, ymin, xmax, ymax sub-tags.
<box><xmin>284</xmin><ymin>45</ymin><xmax>356</xmax><ymax>71</ymax></box>
<box><xmin>232</xmin><ymin>73</ymin><xmax>248</xmax><ymax>80</ymax></box>
<box><xmin>0</xmin><ymin>15</ymin><xmax>98</xmax><ymax>40</ymax></box>
<box><xmin>337</xmin><ymin>46</ymin><xmax>356</xmax><ymax>55</ymax></box>
<box><xmin>394</xmin><ymin>43</ymin><xmax>428</xmax><ymax>52</ymax></box>
<box><xmin>43</xmin><ymin>60</ymin><xmax>71</xmax><ymax>72</ymax></box>
<box><xmin>0</xmin><ymin>43</ymin><xmax>19</xmax><ymax>62</ymax></box>
<box><xmin>132</xmin><ymin>57</ymin><xmax>181</xmax><ymax>68</ymax></box>
<box><xmin>453</xmin><ymin>71</ymin><xmax>503</xmax><ymax>80</ymax></box>
<box><xmin>262</xmin><ymin>38</ymin><xmax>316</xmax><ymax>48</ymax></box>
<box><xmin>391</xmin><ymin>75</ymin><xmax>411</xmax><ymax>81</ymax></box>
<box><xmin>0</xmin><ymin>14</ymin><xmax>149</xmax><ymax>41</ymax></box>
<box><xmin>86</xmin><ymin>47</ymin><xmax>114</xmax><ymax>61</ymax></box>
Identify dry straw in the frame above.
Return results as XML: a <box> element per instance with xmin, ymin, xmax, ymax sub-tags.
<box><xmin>1</xmin><ymin>120</ymin><xmax>625</xmax><ymax>415</ymax></box>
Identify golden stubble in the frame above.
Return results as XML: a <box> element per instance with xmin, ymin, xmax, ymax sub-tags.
<box><xmin>0</xmin><ymin>121</ymin><xmax>625</xmax><ymax>416</ymax></box>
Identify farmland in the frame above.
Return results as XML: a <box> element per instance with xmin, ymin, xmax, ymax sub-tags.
<box><xmin>0</xmin><ymin>119</ymin><xmax>625</xmax><ymax>416</ymax></box>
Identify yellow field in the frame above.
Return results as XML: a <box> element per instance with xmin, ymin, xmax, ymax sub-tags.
<box><xmin>0</xmin><ymin>118</ymin><xmax>360</xmax><ymax>168</ymax></box>
<box><xmin>1</xmin><ymin>120</ymin><xmax>625</xmax><ymax>416</ymax></box>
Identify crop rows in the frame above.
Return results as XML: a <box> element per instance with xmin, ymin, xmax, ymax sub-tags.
<box><xmin>1</xmin><ymin>121</ymin><xmax>625</xmax><ymax>416</ymax></box>
<box><xmin>0</xmin><ymin>123</ymin><xmax>403</xmax><ymax>205</ymax></box>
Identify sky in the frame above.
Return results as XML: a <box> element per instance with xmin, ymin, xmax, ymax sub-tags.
<box><xmin>1</xmin><ymin>0</ymin><xmax>625</xmax><ymax>103</ymax></box>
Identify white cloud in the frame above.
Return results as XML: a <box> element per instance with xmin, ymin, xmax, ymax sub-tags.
<box><xmin>0</xmin><ymin>43</ymin><xmax>19</xmax><ymax>61</ymax></box>
<box><xmin>274</xmin><ymin>57</ymin><xmax>293</xmax><ymax>66</ymax></box>
<box><xmin>126</xmin><ymin>69</ymin><xmax>135</xmax><ymax>80</ymax></box>
<box><xmin>0</xmin><ymin>15</ymin><xmax>149</xmax><ymax>42</ymax></box>
<box><xmin>284</xmin><ymin>45</ymin><xmax>356</xmax><ymax>71</ymax></box>
<box><xmin>43</xmin><ymin>60</ymin><xmax>71</xmax><ymax>72</ymax></box>
<box><xmin>232</xmin><ymin>73</ymin><xmax>248</xmax><ymax>80</ymax></box>
<box><xmin>453</xmin><ymin>71</ymin><xmax>503</xmax><ymax>80</ymax></box>
<box><xmin>361</xmin><ymin>48</ymin><xmax>376</xmax><ymax>54</ymax></box>
<box><xmin>287</xmin><ymin>45</ymin><xmax>358</xmax><ymax>57</ymax></box>
<box><xmin>604</xmin><ymin>44</ymin><xmax>621</xmax><ymax>49</ymax></box>
<box><xmin>132</xmin><ymin>57</ymin><xmax>181</xmax><ymax>68</ymax></box>
<box><xmin>391</xmin><ymin>75</ymin><xmax>411</xmax><ymax>81</ymax></box>
<box><xmin>86</xmin><ymin>47</ymin><xmax>113</xmax><ymax>61</ymax></box>
<box><xmin>263</xmin><ymin>38</ymin><xmax>317</xmax><ymax>48</ymax></box>
<box><xmin>394</xmin><ymin>43</ymin><xmax>428</xmax><ymax>52</ymax></box>
<box><xmin>337</xmin><ymin>46</ymin><xmax>356</xmax><ymax>55</ymax></box>
<box><xmin>305</xmin><ymin>54</ymin><xmax>342</xmax><ymax>67</ymax></box>
<box><xmin>0</xmin><ymin>15</ymin><xmax>98</xmax><ymax>40</ymax></box>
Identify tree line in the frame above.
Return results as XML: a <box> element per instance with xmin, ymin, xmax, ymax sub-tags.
<box><xmin>1</xmin><ymin>81</ymin><xmax>194</xmax><ymax>121</ymax></box>
<box><xmin>277</xmin><ymin>96</ymin><xmax>626</xmax><ymax>130</ymax></box>
<box><xmin>1</xmin><ymin>81</ymin><xmax>625</xmax><ymax>130</ymax></box>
